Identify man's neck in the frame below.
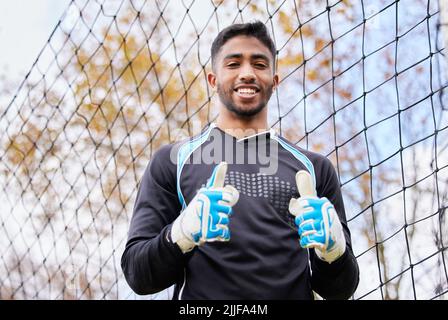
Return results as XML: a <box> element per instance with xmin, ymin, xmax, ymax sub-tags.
<box><xmin>216</xmin><ymin>105</ymin><xmax>269</xmax><ymax>140</ymax></box>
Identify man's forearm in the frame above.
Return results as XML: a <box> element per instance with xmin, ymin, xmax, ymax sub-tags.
<box><xmin>121</xmin><ymin>225</ymin><xmax>187</xmax><ymax>295</ymax></box>
<box><xmin>310</xmin><ymin>247</ymin><xmax>360</xmax><ymax>300</ymax></box>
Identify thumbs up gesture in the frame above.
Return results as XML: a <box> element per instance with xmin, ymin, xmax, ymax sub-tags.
<box><xmin>171</xmin><ymin>162</ymin><xmax>239</xmax><ymax>253</ymax></box>
<box><xmin>289</xmin><ymin>171</ymin><xmax>346</xmax><ymax>263</ymax></box>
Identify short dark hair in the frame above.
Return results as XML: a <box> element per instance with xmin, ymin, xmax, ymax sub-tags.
<box><xmin>211</xmin><ymin>21</ymin><xmax>276</xmax><ymax>70</ymax></box>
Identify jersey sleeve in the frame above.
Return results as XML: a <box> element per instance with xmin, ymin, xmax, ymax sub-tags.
<box><xmin>309</xmin><ymin>155</ymin><xmax>360</xmax><ymax>300</ymax></box>
<box><xmin>121</xmin><ymin>144</ymin><xmax>187</xmax><ymax>295</ymax></box>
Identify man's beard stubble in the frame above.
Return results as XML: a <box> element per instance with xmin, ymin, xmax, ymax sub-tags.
<box><xmin>217</xmin><ymin>83</ymin><xmax>273</xmax><ymax>118</ymax></box>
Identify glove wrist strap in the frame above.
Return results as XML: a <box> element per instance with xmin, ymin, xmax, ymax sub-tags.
<box><xmin>315</xmin><ymin>239</ymin><xmax>346</xmax><ymax>263</ymax></box>
<box><xmin>171</xmin><ymin>213</ymin><xmax>195</xmax><ymax>253</ymax></box>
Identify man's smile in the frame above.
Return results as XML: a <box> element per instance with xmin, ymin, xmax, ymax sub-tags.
<box><xmin>233</xmin><ymin>85</ymin><xmax>260</xmax><ymax>100</ymax></box>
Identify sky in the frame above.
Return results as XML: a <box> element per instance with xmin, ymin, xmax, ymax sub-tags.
<box><xmin>0</xmin><ymin>0</ymin><xmax>70</xmax><ymax>78</ymax></box>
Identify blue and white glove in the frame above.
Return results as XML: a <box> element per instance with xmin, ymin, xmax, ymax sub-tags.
<box><xmin>171</xmin><ymin>162</ymin><xmax>239</xmax><ymax>253</ymax></box>
<box><xmin>289</xmin><ymin>170</ymin><xmax>346</xmax><ymax>263</ymax></box>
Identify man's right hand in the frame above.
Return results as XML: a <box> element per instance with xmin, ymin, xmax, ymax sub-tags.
<box><xmin>171</xmin><ymin>162</ymin><xmax>239</xmax><ymax>253</ymax></box>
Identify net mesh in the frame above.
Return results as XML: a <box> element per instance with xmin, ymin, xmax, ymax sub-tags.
<box><xmin>0</xmin><ymin>0</ymin><xmax>447</xmax><ymax>299</ymax></box>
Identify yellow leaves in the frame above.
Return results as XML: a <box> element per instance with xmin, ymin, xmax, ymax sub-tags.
<box><xmin>119</xmin><ymin>35</ymin><xmax>144</xmax><ymax>85</ymax></box>
<box><xmin>123</xmin><ymin>35</ymin><xmax>138</xmax><ymax>62</ymax></box>
<box><xmin>119</xmin><ymin>14</ymin><xmax>133</xmax><ymax>27</ymax></box>
<box><xmin>4</xmin><ymin>118</ymin><xmax>59</xmax><ymax>185</ymax></box>
<box><xmin>312</xmin><ymin>142</ymin><xmax>325</xmax><ymax>152</ymax></box>
<box><xmin>278</xmin><ymin>53</ymin><xmax>304</xmax><ymax>69</ymax></box>
<box><xmin>249</xmin><ymin>3</ymin><xmax>262</xmax><ymax>13</ymax></box>
<box><xmin>6</xmin><ymin>135</ymin><xmax>34</xmax><ymax>167</ymax></box>
<box><xmin>307</xmin><ymin>69</ymin><xmax>318</xmax><ymax>81</ymax></box>
<box><xmin>130</xmin><ymin>51</ymin><xmax>151</xmax><ymax>80</ymax></box>
<box><xmin>319</xmin><ymin>57</ymin><xmax>331</xmax><ymax>69</ymax></box>
<box><xmin>300</xmin><ymin>24</ymin><xmax>314</xmax><ymax>38</ymax></box>
<box><xmin>75</xmin><ymin>49</ymin><xmax>90</xmax><ymax>71</ymax></box>
<box><xmin>337</xmin><ymin>88</ymin><xmax>353</xmax><ymax>101</ymax></box>
<box><xmin>6</xmin><ymin>124</ymin><xmax>40</xmax><ymax>165</ymax></box>
<box><xmin>341</xmin><ymin>0</ymin><xmax>354</xmax><ymax>8</ymax></box>
<box><xmin>315</xmin><ymin>38</ymin><xmax>326</xmax><ymax>52</ymax></box>
<box><xmin>279</xmin><ymin>11</ymin><xmax>295</xmax><ymax>34</ymax></box>
<box><xmin>305</xmin><ymin>57</ymin><xmax>331</xmax><ymax>82</ymax></box>
<box><xmin>161</xmin><ymin>76</ymin><xmax>183</xmax><ymax>107</ymax></box>
<box><xmin>74</xmin><ymin>78</ymin><xmax>89</xmax><ymax>99</ymax></box>
<box><xmin>82</xmin><ymin>101</ymin><xmax>119</xmax><ymax>135</ymax></box>
<box><xmin>124</xmin><ymin>104</ymin><xmax>135</xmax><ymax>119</ymax></box>
<box><xmin>336</xmin><ymin>0</ymin><xmax>354</xmax><ymax>17</ymax></box>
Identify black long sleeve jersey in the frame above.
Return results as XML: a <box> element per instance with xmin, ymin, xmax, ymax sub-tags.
<box><xmin>121</xmin><ymin>124</ymin><xmax>359</xmax><ymax>299</ymax></box>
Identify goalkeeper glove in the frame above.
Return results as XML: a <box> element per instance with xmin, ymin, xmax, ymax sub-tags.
<box><xmin>171</xmin><ymin>162</ymin><xmax>239</xmax><ymax>253</ymax></box>
<box><xmin>289</xmin><ymin>170</ymin><xmax>346</xmax><ymax>263</ymax></box>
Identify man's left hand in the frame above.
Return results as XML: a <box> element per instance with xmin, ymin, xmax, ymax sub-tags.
<box><xmin>289</xmin><ymin>170</ymin><xmax>346</xmax><ymax>263</ymax></box>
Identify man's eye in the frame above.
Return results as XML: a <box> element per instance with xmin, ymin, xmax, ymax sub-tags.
<box><xmin>255</xmin><ymin>63</ymin><xmax>267</xmax><ymax>68</ymax></box>
<box><xmin>227</xmin><ymin>63</ymin><xmax>239</xmax><ymax>68</ymax></box>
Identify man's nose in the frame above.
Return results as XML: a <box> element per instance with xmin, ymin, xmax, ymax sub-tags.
<box><xmin>238</xmin><ymin>64</ymin><xmax>256</xmax><ymax>82</ymax></box>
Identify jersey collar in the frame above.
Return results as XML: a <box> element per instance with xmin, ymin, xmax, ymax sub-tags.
<box><xmin>209</xmin><ymin>122</ymin><xmax>277</xmax><ymax>142</ymax></box>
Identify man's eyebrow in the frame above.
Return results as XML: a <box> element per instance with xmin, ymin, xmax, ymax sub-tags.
<box><xmin>251</xmin><ymin>53</ymin><xmax>270</xmax><ymax>62</ymax></box>
<box><xmin>223</xmin><ymin>53</ymin><xmax>243</xmax><ymax>60</ymax></box>
<box><xmin>222</xmin><ymin>53</ymin><xmax>270</xmax><ymax>62</ymax></box>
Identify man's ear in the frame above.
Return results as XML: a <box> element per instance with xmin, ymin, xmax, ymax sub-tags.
<box><xmin>272</xmin><ymin>73</ymin><xmax>279</xmax><ymax>91</ymax></box>
<box><xmin>207</xmin><ymin>71</ymin><xmax>217</xmax><ymax>91</ymax></box>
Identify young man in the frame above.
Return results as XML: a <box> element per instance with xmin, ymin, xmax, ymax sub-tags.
<box><xmin>121</xmin><ymin>21</ymin><xmax>359</xmax><ymax>299</ymax></box>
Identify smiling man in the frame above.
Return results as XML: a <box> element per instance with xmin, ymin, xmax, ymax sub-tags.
<box><xmin>121</xmin><ymin>21</ymin><xmax>359</xmax><ymax>300</ymax></box>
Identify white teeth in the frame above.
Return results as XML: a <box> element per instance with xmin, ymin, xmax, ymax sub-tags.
<box><xmin>237</xmin><ymin>88</ymin><xmax>256</xmax><ymax>95</ymax></box>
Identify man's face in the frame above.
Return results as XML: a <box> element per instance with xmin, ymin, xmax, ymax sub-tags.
<box><xmin>208</xmin><ymin>36</ymin><xmax>279</xmax><ymax>118</ymax></box>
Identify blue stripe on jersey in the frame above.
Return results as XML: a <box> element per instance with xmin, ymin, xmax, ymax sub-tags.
<box><xmin>272</xmin><ymin>135</ymin><xmax>317</xmax><ymax>191</ymax></box>
<box><xmin>176</xmin><ymin>124</ymin><xmax>216</xmax><ymax>209</ymax></box>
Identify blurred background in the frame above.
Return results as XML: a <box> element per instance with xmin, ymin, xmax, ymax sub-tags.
<box><xmin>0</xmin><ymin>0</ymin><xmax>447</xmax><ymax>300</ymax></box>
